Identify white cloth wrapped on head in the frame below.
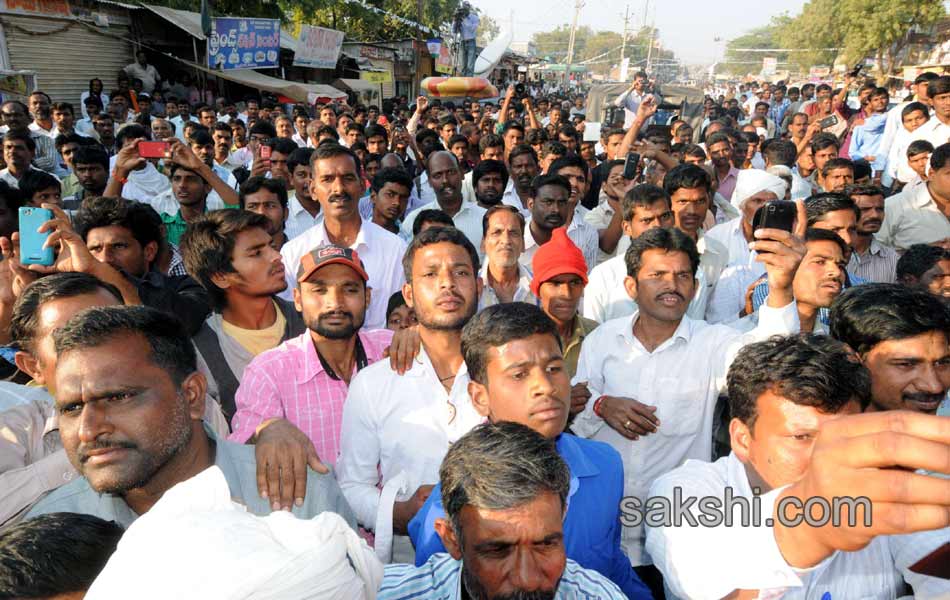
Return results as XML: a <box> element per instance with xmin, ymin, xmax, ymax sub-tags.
<box><xmin>729</xmin><ymin>169</ymin><xmax>789</xmax><ymax>212</ymax></box>
<box><xmin>85</xmin><ymin>466</ymin><xmax>383</xmax><ymax>600</ymax></box>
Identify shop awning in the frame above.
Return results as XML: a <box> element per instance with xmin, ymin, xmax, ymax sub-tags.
<box><xmin>333</xmin><ymin>78</ymin><xmax>379</xmax><ymax>93</ymax></box>
<box><xmin>183</xmin><ymin>60</ymin><xmax>346</xmax><ymax>103</ymax></box>
<box><xmin>140</xmin><ymin>4</ymin><xmax>299</xmax><ymax>52</ymax></box>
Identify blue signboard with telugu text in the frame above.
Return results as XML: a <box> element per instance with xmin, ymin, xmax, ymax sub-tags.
<box><xmin>207</xmin><ymin>17</ymin><xmax>281</xmax><ymax>70</ymax></box>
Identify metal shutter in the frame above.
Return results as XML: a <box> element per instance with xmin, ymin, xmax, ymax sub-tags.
<box><xmin>3</xmin><ymin>13</ymin><xmax>132</xmax><ymax>108</ymax></box>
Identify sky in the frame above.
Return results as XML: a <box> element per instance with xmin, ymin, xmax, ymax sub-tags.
<box><xmin>472</xmin><ymin>0</ymin><xmax>808</xmax><ymax>65</ymax></box>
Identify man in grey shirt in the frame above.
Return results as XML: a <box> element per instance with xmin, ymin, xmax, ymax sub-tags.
<box><xmin>26</xmin><ymin>305</ymin><xmax>355</xmax><ymax>529</ymax></box>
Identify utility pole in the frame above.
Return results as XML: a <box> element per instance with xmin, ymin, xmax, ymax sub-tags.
<box><xmin>642</xmin><ymin>0</ymin><xmax>649</xmax><ymax>28</ymax></box>
<box><xmin>619</xmin><ymin>4</ymin><xmax>630</xmax><ymax>65</ymax></box>
<box><xmin>645</xmin><ymin>9</ymin><xmax>655</xmax><ymax>75</ymax></box>
<box><xmin>564</xmin><ymin>0</ymin><xmax>583</xmax><ymax>87</ymax></box>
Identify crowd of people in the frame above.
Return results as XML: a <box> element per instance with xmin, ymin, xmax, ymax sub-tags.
<box><xmin>0</xmin><ymin>55</ymin><xmax>948</xmax><ymax>600</ymax></box>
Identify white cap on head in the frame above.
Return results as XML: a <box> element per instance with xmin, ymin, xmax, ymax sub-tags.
<box><xmin>85</xmin><ymin>467</ymin><xmax>383</xmax><ymax>600</ymax></box>
<box><xmin>730</xmin><ymin>168</ymin><xmax>788</xmax><ymax>212</ymax></box>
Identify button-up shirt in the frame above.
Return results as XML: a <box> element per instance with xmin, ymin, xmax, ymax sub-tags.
<box><xmin>908</xmin><ymin>115</ymin><xmax>950</xmax><ymax>150</ymax></box>
<box><xmin>521</xmin><ymin>217</ymin><xmax>600</xmax><ymax>275</ymax></box>
<box><xmin>848</xmin><ymin>237</ymin><xmax>899</xmax><ymax>283</ymax></box>
<box><xmin>877</xmin><ymin>182</ymin><xmax>950</xmax><ymax>251</ymax></box>
<box><xmin>228</xmin><ymin>329</ymin><xmax>393</xmax><ymax>464</ymax></box>
<box><xmin>26</xmin><ymin>426</ymin><xmax>356</xmax><ymax>529</ymax></box>
<box><xmin>571</xmin><ymin>301</ymin><xmax>799</xmax><ymax>565</ymax></box>
<box><xmin>407</xmin><ymin>434</ymin><xmax>652</xmax><ymax>599</ymax></box>
<box><xmin>716</xmin><ymin>166</ymin><xmax>741</xmax><ymax>201</ymax></box>
<box><xmin>478</xmin><ymin>261</ymin><xmax>536</xmax><ymax>308</ymax></box>
<box><xmin>284</xmin><ymin>192</ymin><xmax>323</xmax><ymax>241</ymax></box>
<box><xmin>337</xmin><ymin>347</ymin><xmax>484</xmax><ymax>563</ymax></box>
<box><xmin>400</xmin><ymin>200</ymin><xmax>487</xmax><ymax>252</ymax></box>
<box><xmin>646</xmin><ymin>452</ymin><xmax>950</xmax><ymax>600</ymax></box>
<box><xmin>379</xmin><ymin>554</ymin><xmax>628</xmax><ymax>600</ymax></box>
<box><xmin>279</xmin><ymin>218</ymin><xmax>407</xmax><ymax>330</ymax></box>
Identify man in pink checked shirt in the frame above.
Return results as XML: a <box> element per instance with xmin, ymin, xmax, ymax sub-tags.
<box><xmin>228</xmin><ymin>245</ymin><xmax>392</xmax><ymax>501</ymax></box>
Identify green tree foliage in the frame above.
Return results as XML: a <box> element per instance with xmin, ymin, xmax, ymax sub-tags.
<box><xmin>721</xmin><ymin>16</ymin><xmax>790</xmax><ymax>75</ymax></box>
<box><xmin>476</xmin><ymin>14</ymin><xmax>500</xmax><ymax>45</ymax></box>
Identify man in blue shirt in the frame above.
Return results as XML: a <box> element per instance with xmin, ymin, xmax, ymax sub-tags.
<box><xmin>407</xmin><ymin>302</ymin><xmax>652</xmax><ymax>599</ymax></box>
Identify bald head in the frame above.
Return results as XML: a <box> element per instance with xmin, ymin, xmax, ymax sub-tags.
<box><xmin>381</xmin><ymin>152</ymin><xmax>405</xmax><ymax>170</ymax></box>
<box><xmin>426</xmin><ymin>150</ymin><xmax>460</xmax><ymax>175</ymax></box>
<box><xmin>426</xmin><ymin>150</ymin><xmax>462</xmax><ymax>205</ymax></box>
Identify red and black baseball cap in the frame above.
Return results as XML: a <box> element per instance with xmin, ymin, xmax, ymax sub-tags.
<box><xmin>296</xmin><ymin>245</ymin><xmax>369</xmax><ymax>283</ymax></box>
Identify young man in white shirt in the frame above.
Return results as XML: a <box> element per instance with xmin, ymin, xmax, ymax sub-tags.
<box><xmin>337</xmin><ymin>226</ymin><xmax>484</xmax><ymax>563</ymax></box>
<box><xmin>646</xmin><ymin>334</ymin><xmax>950</xmax><ymax>600</ymax></box>
<box><xmin>878</xmin><ymin>144</ymin><xmax>950</xmax><ymax>251</ymax></box>
<box><xmin>280</xmin><ymin>144</ymin><xmax>406</xmax><ymax>330</ymax></box>
<box><xmin>571</xmin><ymin>217</ymin><xmax>805</xmax><ymax>591</ymax></box>
<box><xmin>520</xmin><ymin>173</ymin><xmax>599</xmax><ymax>274</ymax></box>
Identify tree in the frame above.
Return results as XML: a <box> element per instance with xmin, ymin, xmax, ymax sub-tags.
<box><xmin>842</xmin><ymin>0</ymin><xmax>944</xmax><ymax>74</ymax></box>
<box><xmin>722</xmin><ymin>17</ymin><xmax>790</xmax><ymax>76</ymax></box>
<box><xmin>476</xmin><ymin>14</ymin><xmax>500</xmax><ymax>45</ymax></box>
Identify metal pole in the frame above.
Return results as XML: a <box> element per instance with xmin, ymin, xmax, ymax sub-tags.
<box><xmin>619</xmin><ymin>5</ymin><xmax>629</xmax><ymax>64</ymax></box>
<box><xmin>564</xmin><ymin>0</ymin><xmax>583</xmax><ymax>88</ymax></box>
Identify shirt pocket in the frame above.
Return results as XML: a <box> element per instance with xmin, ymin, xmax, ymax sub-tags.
<box><xmin>653</xmin><ymin>377</ymin><xmax>706</xmax><ymax>437</ymax></box>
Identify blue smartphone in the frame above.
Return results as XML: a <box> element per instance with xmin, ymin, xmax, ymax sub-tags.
<box><xmin>18</xmin><ymin>207</ymin><xmax>54</xmax><ymax>266</ymax></box>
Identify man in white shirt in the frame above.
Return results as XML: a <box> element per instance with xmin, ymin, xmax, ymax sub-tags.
<box><xmin>280</xmin><ymin>144</ymin><xmax>406</xmax><ymax>330</ymax></box>
<box><xmin>550</xmin><ymin>155</ymin><xmax>624</xmax><ymax>266</ymax></box>
<box><xmin>284</xmin><ymin>147</ymin><xmax>322</xmax><ymax>240</ymax></box>
<box><xmin>646</xmin><ymin>334</ymin><xmax>949</xmax><ymax>600</ymax></box>
<box><xmin>705</xmin><ymin>169</ymin><xmax>787</xmax><ymax>324</ymax></box>
<box><xmin>502</xmin><ymin>144</ymin><xmax>538</xmax><ymax>216</ymax></box>
<box><xmin>907</xmin><ymin>75</ymin><xmax>950</xmax><ymax>150</ymax></box>
<box><xmin>584</xmin><ymin>184</ymin><xmax>678</xmax><ymax>323</ymax></box>
<box><xmin>614</xmin><ymin>72</ymin><xmax>655</xmax><ymax>129</ymax></box>
<box><xmin>479</xmin><ymin>205</ymin><xmax>534</xmax><ymax>308</ymax></box>
<box><xmin>878</xmin><ymin>144</ymin><xmax>950</xmax><ymax>251</ymax></box>
<box><xmin>571</xmin><ymin>220</ymin><xmax>805</xmax><ymax>584</ymax></box>
<box><xmin>124</xmin><ymin>50</ymin><xmax>161</xmax><ymax>94</ymax></box>
<box><xmin>337</xmin><ymin>226</ymin><xmax>484</xmax><ymax>563</ymax></box>
<box><xmin>401</xmin><ymin>151</ymin><xmax>486</xmax><ymax>251</ymax></box>
<box><xmin>519</xmin><ymin>173</ymin><xmax>599</xmax><ymax>275</ymax></box>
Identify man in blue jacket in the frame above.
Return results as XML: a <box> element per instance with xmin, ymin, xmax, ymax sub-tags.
<box><xmin>408</xmin><ymin>302</ymin><xmax>652</xmax><ymax>599</ymax></box>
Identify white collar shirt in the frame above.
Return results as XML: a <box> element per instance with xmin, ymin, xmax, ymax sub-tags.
<box><xmin>519</xmin><ymin>215</ymin><xmax>600</xmax><ymax>275</ymax></box>
<box><xmin>416</xmin><ymin>172</ymin><xmax>437</xmax><ymax>205</ymax></box>
<box><xmin>877</xmin><ymin>181</ymin><xmax>950</xmax><ymax>250</ymax></box>
<box><xmin>646</xmin><ymin>452</ymin><xmax>949</xmax><ymax>600</ymax></box>
<box><xmin>291</xmin><ymin>132</ymin><xmax>308</xmax><ymax>148</ymax></box>
<box><xmin>908</xmin><ymin>116</ymin><xmax>950</xmax><ymax>151</ymax></box>
<box><xmin>500</xmin><ymin>179</ymin><xmax>531</xmax><ymax>217</ymax></box>
<box><xmin>478</xmin><ymin>261</ymin><xmax>537</xmax><ymax>309</ymax></box>
<box><xmin>279</xmin><ymin>217</ymin><xmax>407</xmax><ymax>330</ymax></box>
<box><xmin>570</xmin><ymin>301</ymin><xmax>799</xmax><ymax>565</ymax></box>
<box><xmin>705</xmin><ymin>217</ymin><xmax>759</xmax><ymax>270</ymax></box>
<box><xmin>336</xmin><ymin>348</ymin><xmax>483</xmax><ymax>563</ymax></box>
<box><xmin>284</xmin><ymin>192</ymin><xmax>323</xmax><ymax>241</ymax></box>
<box><xmin>400</xmin><ymin>200</ymin><xmax>487</xmax><ymax>254</ymax></box>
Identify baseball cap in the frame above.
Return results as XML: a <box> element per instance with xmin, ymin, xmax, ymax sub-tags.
<box><xmin>296</xmin><ymin>245</ymin><xmax>369</xmax><ymax>283</ymax></box>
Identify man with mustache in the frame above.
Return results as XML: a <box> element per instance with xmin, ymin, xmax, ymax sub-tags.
<box><xmin>830</xmin><ymin>283</ymin><xmax>950</xmax><ymax>415</ymax></box>
<box><xmin>520</xmin><ymin>174</ymin><xmax>594</xmax><ymax>273</ymax></box>
<box><xmin>401</xmin><ymin>151</ymin><xmax>486</xmax><ymax>252</ymax></box>
<box><xmin>280</xmin><ymin>144</ymin><xmax>407</xmax><ymax>330</ymax></box>
<box><xmin>478</xmin><ymin>205</ymin><xmax>534</xmax><ymax>307</ymax></box>
<box><xmin>471</xmin><ymin>159</ymin><xmax>507</xmax><ymax>210</ymax></box>
<box><xmin>845</xmin><ymin>183</ymin><xmax>899</xmax><ymax>283</ymax></box>
<box><xmin>401</xmin><ymin>304</ymin><xmax>651</xmax><ymax>599</ymax></box>
<box><xmin>571</xmin><ymin>217</ymin><xmax>804</xmax><ymax>597</ymax></box>
<box><xmin>25</xmin><ymin>305</ymin><xmax>356</xmax><ymax>528</ymax></box>
<box><xmin>337</xmin><ymin>226</ymin><xmax>485</xmax><ymax>563</ymax></box>
<box><xmin>229</xmin><ymin>246</ymin><xmax>393</xmax><ymax>470</ymax></box>
<box><xmin>896</xmin><ymin>244</ymin><xmax>950</xmax><ymax>298</ymax></box>
<box><xmin>503</xmin><ymin>144</ymin><xmax>539</xmax><ymax>215</ymax></box>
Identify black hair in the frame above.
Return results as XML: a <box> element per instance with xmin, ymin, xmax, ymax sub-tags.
<box><xmin>263</xmin><ymin>137</ymin><xmax>298</xmax><ymax>156</ymax></box>
<box><xmin>3</xmin><ymin>130</ymin><xmax>35</xmax><ymax>153</ymax></box>
<box><xmin>364</xmin><ymin>124</ymin><xmax>389</xmax><ymax>142</ymax></box>
<box><xmin>805</xmin><ymin>226</ymin><xmax>849</xmax><ymax>258</ymax></box>
<box><xmin>844</xmin><ymin>183</ymin><xmax>885</xmax><ymax>199</ymax></box>
<box><xmin>931</xmin><ymin>143</ymin><xmax>950</xmax><ymax>171</ymax></box>
<box><xmin>530</xmin><ymin>172</ymin><xmax>571</xmax><ymax>198</ymax></box>
<box><xmin>72</xmin><ymin>145</ymin><xmax>110</xmax><ymax>170</ymax></box>
<box><xmin>901</xmin><ymin>101</ymin><xmax>929</xmax><ymax>120</ymax></box>
<box><xmin>763</xmin><ymin>139</ymin><xmax>797</xmax><ymax>167</ymax></box>
<box><xmin>851</xmin><ymin>159</ymin><xmax>872</xmax><ymax>182</ymax></box>
<box><xmin>728</xmin><ymin>334</ymin><xmax>871</xmax><ymax>430</ymax></box>
<box><xmin>74</xmin><ymin>196</ymin><xmax>163</xmax><ymax>251</ymax></box>
<box><xmin>188</xmin><ymin>128</ymin><xmax>213</xmax><ymax>147</ymax></box>
<box><xmin>625</xmin><ymin>226</ymin><xmax>700</xmax><ymax>278</ymax></box>
<box><xmin>287</xmin><ymin>147</ymin><xmax>315</xmax><ymax>173</ymax></box>
<box><xmin>820</xmin><ymin>157</ymin><xmax>854</xmax><ymax>179</ymax></box>
<box><xmin>248</xmin><ymin>121</ymin><xmax>277</xmax><ymax>139</ymax></box>
<box><xmin>54</xmin><ymin>305</ymin><xmax>196</xmax><ymax>385</ymax></box>
<box><xmin>411</xmin><ymin>208</ymin><xmax>454</xmax><ymax>237</ymax></box>
<box><xmin>179</xmin><ymin>209</ymin><xmax>272</xmax><ymax>311</ymax></box>
<box><xmin>683</xmin><ymin>144</ymin><xmax>707</xmax><ymax>160</ymax></box>
<box><xmin>705</xmin><ymin>132</ymin><xmax>732</xmax><ymax>149</ymax></box>
<box><xmin>525</xmin><ymin>128</ymin><xmax>547</xmax><ymax>146</ymax></box>
<box><xmin>448</xmin><ymin>133</ymin><xmax>469</xmax><ymax>149</ymax></box>
<box><xmin>830</xmin><ymin>283</ymin><xmax>950</xmax><ymax>354</ymax></box>
<box><xmin>810</xmin><ymin>133</ymin><xmax>840</xmax><ymax>155</ymax></box>
<box><xmin>0</xmin><ymin>180</ymin><xmax>22</xmax><ymax>215</ymax></box>
<box><xmin>371</xmin><ymin>166</ymin><xmax>412</xmax><ymax>194</ymax></box>
<box><xmin>908</xmin><ymin>139</ymin><xmax>935</xmax><ymax>158</ymax></box>
<box><xmin>926</xmin><ymin>75</ymin><xmax>950</xmax><ymax>99</ymax></box>
<box><xmin>10</xmin><ymin>273</ymin><xmax>122</xmax><ymax>350</ymax></box>
<box><xmin>805</xmin><ymin>192</ymin><xmax>859</xmax><ymax>224</ymax></box>
<box><xmin>386</xmin><ymin>290</ymin><xmax>407</xmax><ymax>321</ymax></box>
<box><xmin>17</xmin><ymin>170</ymin><xmax>60</xmax><ymax>201</ymax></box>
<box><xmin>896</xmin><ymin>244</ymin><xmax>950</xmax><ymax>281</ymax></box>
<box><xmin>472</xmin><ymin>158</ymin><xmax>509</xmax><ymax>190</ymax></box>
<box><xmin>239</xmin><ymin>176</ymin><xmax>288</xmax><ymax>209</ymax></box>
<box><xmin>502</xmin><ymin>121</ymin><xmax>525</xmax><ymax>135</ymax></box>
<box><xmin>0</xmin><ymin>513</ymin><xmax>123</xmax><ymax>598</ymax></box>
<box><xmin>540</xmin><ymin>140</ymin><xmax>567</xmax><ymax>159</ymax></box>
<box><xmin>507</xmin><ymin>143</ymin><xmax>538</xmax><ymax>167</ymax></box>
<box><xmin>309</xmin><ymin>142</ymin><xmax>361</xmax><ymax>177</ymax></box>
<box><xmin>622</xmin><ymin>183</ymin><xmax>670</xmax><ymax>221</ymax></box>
<box><xmin>548</xmin><ymin>153</ymin><xmax>589</xmax><ymax>178</ymax></box>
<box><xmin>663</xmin><ymin>162</ymin><xmax>711</xmax><ymax>197</ymax></box>
<box><xmin>479</xmin><ymin>133</ymin><xmax>504</xmax><ymax>153</ymax></box>
<box><xmin>462</xmin><ymin>302</ymin><xmax>561</xmax><ymax>384</ymax></box>
<box><xmin>403</xmin><ymin>225</ymin><xmax>479</xmax><ymax>281</ymax></box>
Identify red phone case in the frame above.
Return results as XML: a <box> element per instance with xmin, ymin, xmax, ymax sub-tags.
<box><xmin>138</xmin><ymin>141</ymin><xmax>169</xmax><ymax>159</ymax></box>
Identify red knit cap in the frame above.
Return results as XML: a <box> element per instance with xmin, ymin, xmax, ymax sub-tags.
<box><xmin>530</xmin><ymin>227</ymin><xmax>589</xmax><ymax>297</ymax></box>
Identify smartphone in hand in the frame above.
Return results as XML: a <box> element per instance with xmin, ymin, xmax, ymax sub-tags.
<box><xmin>752</xmin><ymin>201</ymin><xmax>797</xmax><ymax>238</ymax></box>
<box><xmin>18</xmin><ymin>207</ymin><xmax>54</xmax><ymax>266</ymax></box>
<box><xmin>259</xmin><ymin>145</ymin><xmax>272</xmax><ymax>160</ymax></box>
<box><xmin>137</xmin><ymin>140</ymin><xmax>169</xmax><ymax>159</ymax></box>
<box><xmin>623</xmin><ymin>152</ymin><xmax>641</xmax><ymax>180</ymax></box>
